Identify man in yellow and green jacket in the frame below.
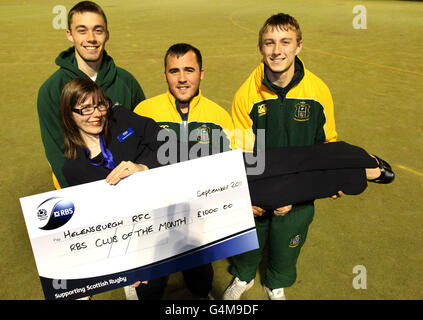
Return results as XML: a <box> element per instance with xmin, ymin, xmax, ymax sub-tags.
<box><xmin>134</xmin><ymin>43</ymin><xmax>233</xmax><ymax>300</ymax></box>
<box><xmin>224</xmin><ymin>13</ymin><xmax>338</xmax><ymax>301</ymax></box>
<box><xmin>135</xmin><ymin>90</ymin><xmax>233</xmax><ymax>154</ymax></box>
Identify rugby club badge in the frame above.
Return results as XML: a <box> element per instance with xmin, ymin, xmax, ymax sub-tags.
<box><xmin>294</xmin><ymin>102</ymin><xmax>310</xmax><ymax>121</ymax></box>
<box><xmin>197</xmin><ymin>125</ymin><xmax>210</xmax><ymax>144</ymax></box>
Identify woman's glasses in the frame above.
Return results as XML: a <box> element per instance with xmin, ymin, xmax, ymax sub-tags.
<box><xmin>72</xmin><ymin>102</ymin><xmax>109</xmax><ymax>116</ymax></box>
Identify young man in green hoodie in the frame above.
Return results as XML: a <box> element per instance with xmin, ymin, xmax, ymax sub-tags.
<box><xmin>36</xmin><ymin>1</ymin><xmax>144</xmax><ymax>301</ymax></box>
<box><xmin>37</xmin><ymin>1</ymin><xmax>145</xmax><ymax>190</ymax></box>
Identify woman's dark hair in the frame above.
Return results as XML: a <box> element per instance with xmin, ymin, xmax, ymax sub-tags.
<box><xmin>60</xmin><ymin>77</ymin><xmax>110</xmax><ymax>159</ymax></box>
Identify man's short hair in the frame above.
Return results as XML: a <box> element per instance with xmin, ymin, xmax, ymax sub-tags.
<box><xmin>164</xmin><ymin>43</ymin><xmax>203</xmax><ymax>70</ymax></box>
<box><xmin>258</xmin><ymin>13</ymin><xmax>302</xmax><ymax>49</ymax></box>
<box><xmin>67</xmin><ymin>1</ymin><xmax>108</xmax><ymax>30</ymax></box>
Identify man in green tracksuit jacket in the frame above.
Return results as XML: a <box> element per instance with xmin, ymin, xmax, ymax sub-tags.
<box><xmin>37</xmin><ymin>1</ymin><xmax>144</xmax><ymax>189</ymax></box>
<box><xmin>223</xmin><ymin>13</ymin><xmax>339</xmax><ymax>300</ymax></box>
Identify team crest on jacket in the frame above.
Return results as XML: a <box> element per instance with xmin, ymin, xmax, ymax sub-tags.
<box><xmin>289</xmin><ymin>234</ymin><xmax>301</xmax><ymax>248</ymax></box>
<box><xmin>197</xmin><ymin>125</ymin><xmax>210</xmax><ymax>144</ymax></box>
<box><xmin>257</xmin><ymin>103</ymin><xmax>267</xmax><ymax>117</ymax></box>
<box><xmin>294</xmin><ymin>102</ymin><xmax>310</xmax><ymax>121</ymax></box>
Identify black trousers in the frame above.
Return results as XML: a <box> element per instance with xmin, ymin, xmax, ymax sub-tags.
<box><xmin>182</xmin><ymin>263</ymin><xmax>214</xmax><ymax>298</ymax></box>
<box><xmin>135</xmin><ymin>263</ymin><xmax>213</xmax><ymax>299</ymax></box>
<box><xmin>246</xmin><ymin>141</ymin><xmax>378</xmax><ymax>209</ymax></box>
<box><xmin>135</xmin><ymin>276</ymin><xmax>168</xmax><ymax>300</ymax></box>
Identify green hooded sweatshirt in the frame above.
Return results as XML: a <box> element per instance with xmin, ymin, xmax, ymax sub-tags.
<box><xmin>37</xmin><ymin>47</ymin><xmax>145</xmax><ymax>188</ymax></box>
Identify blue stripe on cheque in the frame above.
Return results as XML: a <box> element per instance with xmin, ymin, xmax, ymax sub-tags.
<box><xmin>40</xmin><ymin>227</ymin><xmax>258</xmax><ymax>300</ymax></box>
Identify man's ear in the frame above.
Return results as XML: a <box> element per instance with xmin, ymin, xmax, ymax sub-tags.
<box><xmin>295</xmin><ymin>40</ymin><xmax>303</xmax><ymax>56</ymax></box>
<box><xmin>66</xmin><ymin>29</ymin><xmax>74</xmax><ymax>43</ymax></box>
<box><xmin>200</xmin><ymin>69</ymin><xmax>205</xmax><ymax>81</ymax></box>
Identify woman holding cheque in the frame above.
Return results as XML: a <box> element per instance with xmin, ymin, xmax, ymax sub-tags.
<box><xmin>60</xmin><ymin>77</ymin><xmax>169</xmax><ymax>299</ymax></box>
<box><xmin>59</xmin><ymin>77</ymin><xmax>393</xmax><ymax>298</ymax></box>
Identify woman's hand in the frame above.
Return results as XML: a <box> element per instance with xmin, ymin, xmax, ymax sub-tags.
<box><xmin>106</xmin><ymin>161</ymin><xmax>149</xmax><ymax>185</ymax></box>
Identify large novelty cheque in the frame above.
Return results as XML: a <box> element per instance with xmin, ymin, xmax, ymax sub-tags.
<box><xmin>20</xmin><ymin>150</ymin><xmax>258</xmax><ymax>300</ymax></box>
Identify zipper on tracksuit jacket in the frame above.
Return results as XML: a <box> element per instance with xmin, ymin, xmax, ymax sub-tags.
<box><xmin>175</xmin><ymin>98</ymin><xmax>191</xmax><ymax>142</ymax></box>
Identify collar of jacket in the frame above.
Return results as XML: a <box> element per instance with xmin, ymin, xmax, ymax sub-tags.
<box><xmin>254</xmin><ymin>56</ymin><xmax>305</xmax><ymax>96</ymax></box>
<box><xmin>55</xmin><ymin>46</ymin><xmax>117</xmax><ymax>88</ymax></box>
<box><xmin>165</xmin><ymin>89</ymin><xmax>203</xmax><ymax>120</ymax></box>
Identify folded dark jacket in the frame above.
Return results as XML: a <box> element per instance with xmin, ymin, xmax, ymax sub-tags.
<box><xmin>245</xmin><ymin>141</ymin><xmax>378</xmax><ymax>209</ymax></box>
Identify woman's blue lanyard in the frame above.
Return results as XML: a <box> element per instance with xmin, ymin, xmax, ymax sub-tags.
<box><xmin>85</xmin><ymin>135</ymin><xmax>116</xmax><ymax>170</ymax></box>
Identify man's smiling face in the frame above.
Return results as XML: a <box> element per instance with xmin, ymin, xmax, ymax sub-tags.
<box><xmin>260</xmin><ymin>26</ymin><xmax>302</xmax><ymax>75</ymax></box>
<box><xmin>66</xmin><ymin>11</ymin><xmax>109</xmax><ymax>64</ymax></box>
<box><xmin>165</xmin><ymin>50</ymin><xmax>204</xmax><ymax>103</ymax></box>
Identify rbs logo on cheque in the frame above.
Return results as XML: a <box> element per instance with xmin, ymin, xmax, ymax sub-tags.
<box><xmin>36</xmin><ymin>197</ymin><xmax>75</xmax><ymax>230</ymax></box>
